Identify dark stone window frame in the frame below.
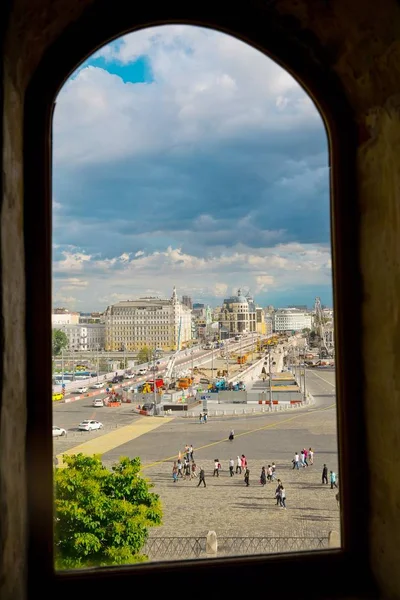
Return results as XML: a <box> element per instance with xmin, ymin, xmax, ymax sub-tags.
<box><xmin>23</xmin><ymin>2</ymin><xmax>369</xmax><ymax>597</ymax></box>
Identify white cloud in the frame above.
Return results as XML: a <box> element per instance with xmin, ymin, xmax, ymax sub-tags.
<box><xmin>56</xmin><ymin>251</ymin><xmax>92</xmax><ymax>272</ymax></box>
<box><xmin>213</xmin><ymin>283</ymin><xmax>229</xmax><ymax>297</ymax></box>
<box><xmin>58</xmin><ymin>278</ymin><xmax>88</xmax><ymax>290</ymax></box>
<box><xmin>52</xmin><ymin>242</ymin><xmax>332</xmax><ymax>309</ymax></box>
<box><xmin>54</xmin><ymin>25</ymin><xmax>321</xmax><ymax>166</ymax></box>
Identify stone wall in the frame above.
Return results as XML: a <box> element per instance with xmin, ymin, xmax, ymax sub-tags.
<box><xmin>2</xmin><ymin>0</ymin><xmax>400</xmax><ymax>598</ymax></box>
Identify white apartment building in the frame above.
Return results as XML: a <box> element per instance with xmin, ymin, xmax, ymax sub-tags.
<box><xmin>52</xmin><ymin>323</ymin><xmax>105</xmax><ymax>351</ymax></box>
<box><xmin>51</xmin><ymin>310</ymin><xmax>80</xmax><ymax>325</ymax></box>
<box><xmin>104</xmin><ymin>287</ymin><xmax>192</xmax><ymax>351</ymax></box>
<box><xmin>273</xmin><ymin>308</ymin><xmax>312</xmax><ymax>332</ymax></box>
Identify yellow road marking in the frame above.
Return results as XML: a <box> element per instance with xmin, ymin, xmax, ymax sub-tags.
<box><xmin>56</xmin><ymin>416</ymin><xmax>174</xmax><ymax>467</ymax></box>
<box><xmin>142</xmin><ymin>403</ymin><xmax>336</xmax><ymax>470</ymax></box>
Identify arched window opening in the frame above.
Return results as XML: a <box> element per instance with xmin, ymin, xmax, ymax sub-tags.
<box><xmin>51</xmin><ymin>24</ymin><xmax>339</xmax><ymax>570</ymax></box>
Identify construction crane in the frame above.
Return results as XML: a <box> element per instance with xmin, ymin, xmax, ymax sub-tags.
<box><xmin>313</xmin><ymin>297</ymin><xmax>331</xmax><ymax>357</ymax></box>
<box><xmin>163</xmin><ymin>317</ymin><xmax>182</xmax><ymax>387</ymax></box>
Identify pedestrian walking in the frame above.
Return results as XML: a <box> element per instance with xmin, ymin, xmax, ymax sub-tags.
<box><xmin>236</xmin><ymin>455</ymin><xmax>242</xmax><ymax>474</ymax></box>
<box><xmin>322</xmin><ymin>464</ymin><xmax>328</xmax><ymax>484</ymax></box>
<box><xmin>199</xmin><ymin>412</ymin><xmax>203</xmax><ymax>423</ymax></box>
<box><xmin>229</xmin><ymin>429</ymin><xmax>234</xmax><ymax>441</ymax></box>
<box><xmin>275</xmin><ymin>480</ymin><xmax>282</xmax><ymax>505</ymax></box>
<box><xmin>197</xmin><ymin>467</ymin><xmax>206</xmax><ymax>487</ymax></box>
<box><xmin>213</xmin><ymin>459</ymin><xmax>220</xmax><ymax>477</ymax></box>
<box><xmin>189</xmin><ymin>444</ymin><xmax>194</xmax><ymax>461</ymax></box>
<box><xmin>280</xmin><ymin>485</ymin><xmax>287</xmax><ymax>509</ymax></box>
<box><xmin>203</xmin><ymin>413</ymin><xmax>208</xmax><ymax>423</ymax></box>
<box><xmin>271</xmin><ymin>462</ymin><xmax>276</xmax><ymax>481</ymax></box>
<box><xmin>292</xmin><ymin>452</ymin><xmax>299</xmax><ymax>470</ymax></box>
<box><xmin>241</xmin><ymin>454</ymin><xmax>247</xmax><ymax>472</ymax></box>
<box><xmin>172</xmin><ymin>462</ymin><xmax>178</xmax><ymax>483</ymax></box>
<box><xmin>184</xmin><ymin>460</ymin><xmax>191</xmax><ymax>480</ymax></box>
<box><xmin>229</xmin><ymin>458</ymin><xmax>234</xmax><ymax>477</ymax></box>
<box><xmin>266</xmin><ymin>465</ymin><xmax>273</xmax><ymax>482</ymax></box>
<box><xmin>309</xmin><ymin>447</ymin><xmax>314</xmax><ymax>465</ymax></box>
<box><xmin>260</xmin><ymin>466</ymin><xmax>266</xmax><ymax>486</ymax></box>
<box><xmin>330</xmin><ymin>471</ymin><xmax>338</xmax><ymax>489</ymax></box>
<box><xmin>191</xmin><ymin>461</ymin><xmax>197</xmax><ymax>479</ymax></box>
<box><xmin>177</xmin><ymin>458</ymin><xmax>183</xmax><ymax>478</ymax></box>
<box><xmin>303</xmin><ymin>448</ymin><xmax>309</xmax><ymax>467</ymax></box>
<box><xmin>244</xmin><ymin>468</ymin><xmax>250</xmax><ymax>486</ymax></box>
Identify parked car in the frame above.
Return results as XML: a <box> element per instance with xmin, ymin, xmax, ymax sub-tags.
<box><xmin>92</xmin><ymin>382</ymin><xmax>103</xmax><ymax>389</ymax></box>
<box><xmin>52</xmin><ymin>426</ymin><xmax>66</xmax><ymax>437</ymax></box>
<box><xmin>92</xmin><ymin>398</ymin><xmax>104</xmax><ymax>407</ymax></box>
<box><xmin>76</xmin><ymin>386</ymin><xmax>88</xmax><ymax>393</ymax></box>
<box><xmin>78</xmin><ymin>420</ymin><xmax>103</xmax><ymax>431</ymax></box>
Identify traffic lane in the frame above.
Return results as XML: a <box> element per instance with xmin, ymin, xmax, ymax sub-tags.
<box><xmin>53</xmin><ymin>397</ymin><xmax>139</xmax><ymax>431</ymax></box>
<box><xmin>53</xmin><ymin>411</ymin><xmax>143</xmax><ymax>455</ymax></box>
<box><xmin>305</xmin><ymin>369</ymin><xmax>336</xmax><ymax>410</ymax></box>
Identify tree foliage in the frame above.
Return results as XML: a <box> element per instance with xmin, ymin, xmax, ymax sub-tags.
<box><xmin>54</xmin><ymin>454</ymin><xmax>162</xmax><ymax>569</ymax></box>
<box><xmin>52</xmin><ymin>329</ymin><xmax>69</xmax><ymax>356</ymax></box>
<box><xmin>137</xmin><ymin>346</ymin><xmax>153</xmax><ymax>364</ymax></box>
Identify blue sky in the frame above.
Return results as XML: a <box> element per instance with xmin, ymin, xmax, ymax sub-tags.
<box><xmin>52</xmin><ymin>25</ymin><xmax>332</xmax><ymax>311</ymax></box>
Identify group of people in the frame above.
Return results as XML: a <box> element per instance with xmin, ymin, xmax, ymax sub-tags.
<box><xmin>172</xmin><ymin>443</ymin><xmax>196</xmax><ymax>482</ymax></box>
<box><xmin>322</xmin><ymin>463</ymin><xmax>338</xmax><ymax>488</ymax></box>
<box><xmin>199</xmin><ymin>412</ymin><xmax>208</xmax><ymax>423</ymax></box>
<box><xmin>171</xmin><ymin>442</ymin><xmax>338</xmax><ymax>508</ymax></box>
<box><xmin>292</xmin><ymin>448</ymin><xmax>314</xmax><ymax>469</ymax></box>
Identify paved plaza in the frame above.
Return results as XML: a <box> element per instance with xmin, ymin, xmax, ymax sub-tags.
<box><xmin>54</xmin><ymin>369</ymin><xmax>340</xmax><ymax>552</ymax></box>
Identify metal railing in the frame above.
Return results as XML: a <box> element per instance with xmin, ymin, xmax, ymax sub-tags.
<box><xmin>142</xmin><ymin>534</ymin><xmax>330</xmax><ymax>561</ymax></box>
<box><xmin>143</xmin><ymin>536</ymin><xmax>206</xmax><ymax>560</ymax></box>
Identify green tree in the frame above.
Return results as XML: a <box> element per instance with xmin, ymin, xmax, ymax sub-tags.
<box><xmin>137</xmin><ymin>346</ymin><xmax>152</xmax><ymax>364</ymax></box>
<box><xmin>302</xmin><ymin>328</ymin><xmax>311</xmax><ymax>335</ymax></box>
<box><xmin>54</xmin><ymin>454</ymin><xmax>162</xmax><ymax>569</ymax></box>
<box><xmin>52</xmin><ymin>329</ymin><xmax>69</xmax><ymax>356</ymax></box>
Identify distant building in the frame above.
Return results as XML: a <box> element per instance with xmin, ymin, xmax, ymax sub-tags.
<box><xmin>52</xmin><ymin>323</ymin><xmax>105</xmax><ymax>351</ymax></box>
<box><xmin>264</xmin><ymin>312</ymin><xmax>273</xmax><ymax>336</ymax></box>
<box><xmin>218</xmin><ymin>289</ymin><xmax>257</xmax><ymax>338</ymax></box>
<box><xmin>182</xmin><ymin>295</ymin><xmax>193</xmax><ymax>310</ymax></box>
<box><xmin>273</xmin><ymin>308</ymin><xmax>312</xmax><ymax>332</ymax></box>
<box><xmin>193</xmin><ymin>303</ymin><xmax>205</xmax><ymax>310</ymax></box>
<box><xmin>104</xmin><ymin>287</ymin><xmax>192</xmax><ymax>351</ymax></box>
<box><xmin>288</xmin><ymin>304</ymin><xmax>308</xmax><ymax>311</ymax></box>
<box><xmin>255</xmin><ymin>307</ymin><xmax>266</xmax><ymax>334</ymax></box>
<box><xmin>79</xmin><ymin>312</ymin><xmax>104</xmax><ymax>324</ymax></box>
<box><xmin>192</xmin><ymin>304</ymin><xmax>213</xmax><ymax>339</ymax></box>
<box><xmin>52</xmin><ymin>309</ymin><xmax>80</xmax><ymax>325</ymax></box>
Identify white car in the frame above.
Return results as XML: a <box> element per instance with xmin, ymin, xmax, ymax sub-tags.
<box><xmin>77</xmin><ymin>386</ymin><xmax>88</xmax><ymax>393</ymax></box>
<box><xmin>52</xmin><ymin>426</ymin><xmax>66</xmax><ymax>437</ymax></box>
<box><xmin>92</xmin><ymin>382</ymin><xmax>104</xmax><ymax>389</ymax></box>
<box><xmin>78</xmin><ymin>420</ymin><xmax>103</xmax><ymax>431</ymax></box>
<box><xmin>92</xmin><ymin>398</ymin><xmax>104</xmax><ymax>407</ymax></box>
<box><xmin>138</xmin><ymin>368</ymin><xmax>147</xmax><ymax>375</ymax></box>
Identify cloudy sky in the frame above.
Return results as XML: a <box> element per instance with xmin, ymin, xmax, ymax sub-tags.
<box><xmin>52</xmin><ymin>25</ymin><xmax>332</xmax><ymax>312</ymax></box>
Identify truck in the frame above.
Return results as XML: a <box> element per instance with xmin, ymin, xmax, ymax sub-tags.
<box><xmin>177</xmin><ymin>377</ymin><xmax>194</xmax><ymax>389</ymax></box>
<box><xmin>139</xmin><ymin>378</ymin><xmax>165</xmax><ymax>393</ymax></box>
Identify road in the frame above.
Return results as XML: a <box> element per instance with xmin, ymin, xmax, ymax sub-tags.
<box><xmin>58</xmin><ymin>334</ymin><xmax>269</xmax><ymax>396</ymax></box>
<box><xmin>53</xmin><ymin>367</ymin><xmax>339</xmax><ymax>543</ymax></box>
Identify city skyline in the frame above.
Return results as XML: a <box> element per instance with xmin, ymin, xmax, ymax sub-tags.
<box><xmin>52</xmin><ymin>25</ymin><xmax>332</xmax><ymax>312</ymax></box>
<box><xmin>52</xmin><ymin>287</ymin><xmax>332</xmax><ymax>314</ymax></box>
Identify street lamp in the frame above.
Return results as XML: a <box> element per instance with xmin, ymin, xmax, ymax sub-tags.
<box><xmin>268</xmin><ymin>344</ymin><xmax>273</xmax><ymax>406</ymax></box>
